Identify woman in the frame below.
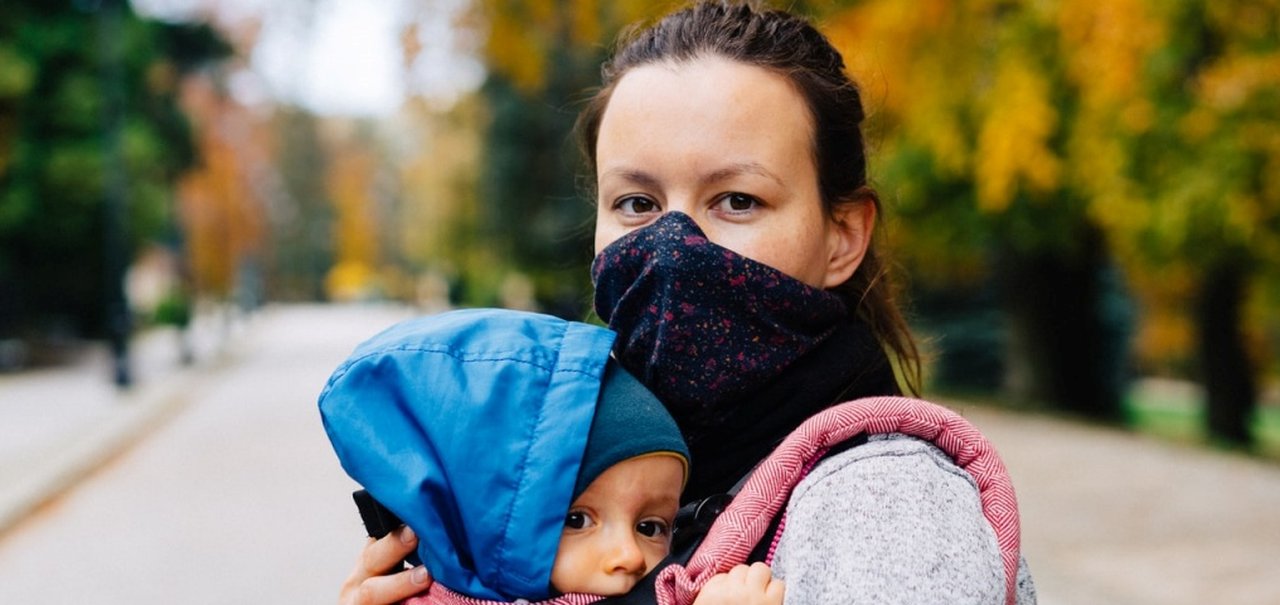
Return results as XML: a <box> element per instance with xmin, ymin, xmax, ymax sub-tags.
<box><xmin>342</xmin><ymin>2</ymin><xmax>1036</xmax><ymax>603</ymax></box>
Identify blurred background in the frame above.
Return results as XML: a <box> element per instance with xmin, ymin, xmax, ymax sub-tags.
<box><xmin>0</xmin><ymin>0</ymin><xmax>1278</xmax><ymax>603</ymax></box>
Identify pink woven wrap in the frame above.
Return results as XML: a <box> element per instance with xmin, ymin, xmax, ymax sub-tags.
<box><xmin>405</xmin><ymin>586</ymin><xmax>604</xmax><ymax>605</ymax></box>
<box><xmin>652</xmin><ymin>396</ymin><xmax>1021</xmax><ymax>605</ymax></box>
<box><xmin>407</xmin><ymin>397</ymin><xmax>1021</xmax><ymax>605</ymax></box>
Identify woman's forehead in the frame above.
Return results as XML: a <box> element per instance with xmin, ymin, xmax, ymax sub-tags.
<box><xmin>597</xmin><ymin>56</ymin><xmax>814</xmax><ymax>175</ymax></box>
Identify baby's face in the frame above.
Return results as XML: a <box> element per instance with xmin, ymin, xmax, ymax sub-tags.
<box><xmin>550</xmin><ymin>455</ymin><xmax>684</xmax><ymax>596</ymax></box>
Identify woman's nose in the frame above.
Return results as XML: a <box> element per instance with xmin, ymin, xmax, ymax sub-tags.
<box><xmin>602</xmin><ymin>533</ymin><xmax>646</xmax><ymax>576</ymax></box>
<box><xmin>662</xmin><ymin>207</ymin><xmax>713</xmax><ymax>240</ymax></box>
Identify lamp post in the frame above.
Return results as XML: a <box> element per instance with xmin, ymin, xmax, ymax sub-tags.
<box><xmin>95</xmin><ymin>0</ymin><xmax>132</xmax><ymax>387</ymax></box>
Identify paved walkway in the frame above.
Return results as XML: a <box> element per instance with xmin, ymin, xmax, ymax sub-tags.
<box><xmin>0</xmin><ymin>307</ymin><xmax>244</xmax><ymax>535</ymax></box>
<box><xmin>959</xmin><ymin>404</ymin><xmax>1280</xmax><ymax>604</ymax></box>
<box><xmin>0</xmin><ymin>304</ymin><xmax>1277</xmax><ymax>604</ymax></box>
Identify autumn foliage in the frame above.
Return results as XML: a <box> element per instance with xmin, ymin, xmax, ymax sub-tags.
<box><xmin>821</xmin><ymin>0</ymin><xmax>1279</xmax><ymax>442</ymax></box>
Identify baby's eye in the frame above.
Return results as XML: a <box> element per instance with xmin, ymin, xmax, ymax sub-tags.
<box><xmin>635</xmin><ymin>520</ymin><xmax>670</xmax><ymax>538</ymax></box>
<box><xmin>614</xmin><ymin>195</ymin><xmax>659</xmax><ymax>215</ymax></box>
<box><xmin>565</xmin><ymin>510</ymin><xmax>595</xmax><ymax>530</ymax></box>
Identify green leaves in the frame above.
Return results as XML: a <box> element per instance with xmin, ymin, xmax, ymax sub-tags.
<box><xmin>0</xmin><ymin>0</ymin><xmax>228</xmax><ymax>337</ymax></box>
<box><xmin>0</xmin><ymin>45</ymin><xmax>36</xmax><ymax>99</ymax></box>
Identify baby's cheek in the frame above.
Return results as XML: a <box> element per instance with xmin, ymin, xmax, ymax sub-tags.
<box><xmin>642</xmin><ymin>543</ymin><xmax>670</xmax><ymax>572</ymax></box>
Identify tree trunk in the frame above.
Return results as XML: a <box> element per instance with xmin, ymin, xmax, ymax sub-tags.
<box><xmin>998</xmin><ymin>227</ymin><xmax>1126</xmax><ymax>420</ymax></box>
<box><xmin>1195</xmin><ymin>258</ymin><xmax>1256</xmax><ymax>447</ymax></box>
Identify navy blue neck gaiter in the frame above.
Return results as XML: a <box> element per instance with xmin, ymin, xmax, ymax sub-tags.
<box><xmin>591</xmin><ymin>212</ymin><xmax>849</xmax><ymax>431</ymax></box>
<box><xmin>593</xmin><ymin>212</ymin><xmax>902</xmax><ymax>501</ymax></box>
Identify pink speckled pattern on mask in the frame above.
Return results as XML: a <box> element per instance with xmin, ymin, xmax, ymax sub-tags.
<box><xmin>591</xmin><ymin>212</ymin><xmax>847</xmax><ymax>433</ymax></box>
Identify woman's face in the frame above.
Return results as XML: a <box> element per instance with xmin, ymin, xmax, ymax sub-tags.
<box><xmin>593</xmin><ymin>55</ymin><xmax>867</xmax><ymax>289</ymax></box>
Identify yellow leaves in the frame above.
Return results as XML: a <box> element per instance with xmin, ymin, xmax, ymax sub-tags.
<box><xmin>1120</xmin><ymin>99</ymin><xmax>1155</xmax><ymax>133</ymax></box>
<box><xmin>1263</xmin><ymin>137</ymin><xmax>1280</xmax><ymax>209</ymax></box>
<box><xmin>325</xmin><ymin>260</ymin><xmax>380</xmax><ymax>302</ymax></box>
<box><xmin>1205</xmin><ymin>0</ymin><xmax>1280</xmax><ymax>44</ymax></box>
<box><xmin>1058</xmin><ymin>0</ymin><xmax>1165</xmax><ymax>114</ymax></box>
<box><xmin>1087</xmin><ymin>188</ymin><xmax>1150</xmax><ymax>249</ymax></box>
<box><xmin>901</xmin><ymin>60</ymin><xmax>971</xmax><ymax>178</ymax></box>
<box><xmin>568</xmin><ymin>0</ymin><xmax>601</xmax><ymax>46</ymax></box>
<box><xmin>526</xmin><ymin>0</ymin><xmax>554</xmax><ymax>24</ymax></box>
<box><xmin>1178</xmin><ymin>107</ymin><xmax>1218</xmax><ymax>142</ymax></box>
<box><xmin>397</xmin><ymin>97</ymin><xmax>484</xmax><ymax>269</ymax></box>
<box><xmin>1196</xmin><ymin>52</ymin><xmax>1280</xmax><ymax>112</ymax></box>
<box><xmin>483</xmin><ymin>0</ymin><xmax>550</xmax><ymax>93</ymax></box>
<box><xmin>828</xmin><ymin>0</ymin><xmax>949</xmax><ymax>119</ymax></box>
<box><xmin>1134</xmin><ymin>306</ymin><xmax>1195</xmax><ymax>371</ymax></box>
<box><xmin>816</xmin><ymin>0</ymin><xmax>1280</xmax><ymax>378</ymax></box>
<box><xmin>481</xmin><ymin>0</ymin><xmax>670</xmax><ymax>93</ymax></box>
<box><xmin>1223</xmin><ymin>192</ymin><xmax>1262</xmax><ymax>245</ymax></box>
<box><xmin>975</xmin><ymin>56</ymin><xmax>1061</xmax><ymax>212</ymax></box>
<box><xmin>828</xmin><ymin>0</ymin><xmax>973</xmax><ymax>177</ymax></box>
<box><xmin>1125</xmin><ymin>264</ymin><xmax>1197</xmax><ymax>372</ymax></box>
<box><xmin>176</xmin><ymin>79</ymin><xmax>267</xmax><ymax>298</ymax></box>
<box><xmin>327</xmin><ymin>144</ymin><xmax>380</xmax><ymax>271</ymax></box>
<box><xmin>608</xmin><ymin>0</ymin><xmax>672</xmax><ymax>29</ymax></box>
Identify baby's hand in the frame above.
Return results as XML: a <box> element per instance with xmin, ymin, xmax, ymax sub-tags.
<box><xmin>692</xmin><ymin>562</ymin><xmax>784</xmax><ymax>605</ymax></box>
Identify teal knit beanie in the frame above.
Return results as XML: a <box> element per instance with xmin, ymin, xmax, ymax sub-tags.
<box><xmin>572</xmin><ymin>361</ymin><xmax>690</xmax><ymax>500</ymax></box>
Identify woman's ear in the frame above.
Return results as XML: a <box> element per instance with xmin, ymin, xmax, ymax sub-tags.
<box><xmin>823</xmin><ymin>194</ymin><xmax>876</xmax><ymax>289</ymax></box>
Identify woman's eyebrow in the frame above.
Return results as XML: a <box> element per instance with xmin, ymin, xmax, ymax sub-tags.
<box><xmin>703</xmin><ymin>161</ymin><xmax>785</xmax><ymax>188</ymax></box>
<box><xmin>601</xmin><ymin>168</ymin><xmax>662</xmax><ymax>189</ymax></box>
<box><xmin>602</xmin><ymin>162</ymin><xmax>785</xmax><ymax>189</ymax></box>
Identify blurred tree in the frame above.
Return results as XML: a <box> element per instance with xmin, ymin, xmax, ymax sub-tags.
<box><xmin>396</xmin><ymin>95</ymin><xmax>485</xmax><ymax>306</ymax></box>
<box><xmin>825</xmin><ymin>0</ymin><xmax>1279</xmax><ymax>444</ymax></box>
<box><xmin>1098</xmin><ymin>0</ymin><xmax>1280</xmax><ymax>446</ymax></box>
<box><xmin>0</xmin><ymin>0</ymin><xmax>228</xmax><ymax>346</ymax></box>
<box><xmin>825</xmin><ymin>0</ymin><xmax>1129</xmax><ymax>420</ymax></box>
<box><xmin>324</xmin><ymin>121</ymin><xmax>401</xmax><ymax>302</ymax></box>
<box><xmin>471</xmin><ymin>0</ymin><xmax>678</xmax><ymax>318</ymax></box>
<box><xmin>176</xmin><ymin>72</ymin><xmax>267</xmax><ymax>304</ymax></box>
<box><xmin>268</xmin><ymin>106</ymin><xmax>333</xmax><ymax>301</ymax></box>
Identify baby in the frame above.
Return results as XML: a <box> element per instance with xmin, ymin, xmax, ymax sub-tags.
<box><xmin>319</xmin><ymin>309</ymin><xmax>780</xmax><ymax>604</ymax></box>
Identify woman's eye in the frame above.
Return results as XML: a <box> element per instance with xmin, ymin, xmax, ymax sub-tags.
<box><xmin>565</xmin><ymin>511</ymin><xmax>594</xmax><ymax>530</ymax></box>
<box><xmin>635</xmin><ymin>520</ymin><xmax>669</xmax><ymax>538</ymax></box>
<box><xmin>716</xmin><ymin>192</ymin><xmax>760</xmax><ymax>212</ymax></box>
<box><xmin>615</xmin><ymin>195</ymin><xmax>659</xmax><ymax>215</ymax></box>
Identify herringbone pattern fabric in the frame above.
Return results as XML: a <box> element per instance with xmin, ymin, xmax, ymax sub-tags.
<box><xmin>406</xmin><ymin>585</ymin><xmax>605</xmax><ymax>605</ymax></box>
<box><xmin>653</xmin><ymin>397</ymin><xmax>1021</xmax><ymax>605</ymax></box>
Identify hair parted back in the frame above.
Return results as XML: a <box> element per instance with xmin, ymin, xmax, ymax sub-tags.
<box><xmin>577</xmin><ymin>0</ymin><xmax>921</xmax><ymax>394</ymax></box>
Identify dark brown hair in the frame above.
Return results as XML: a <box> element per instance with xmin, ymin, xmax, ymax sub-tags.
<box><xmin>577</xmin><ymin>0</ymin><xmax>921</xmax><ymax>394</ymax></box>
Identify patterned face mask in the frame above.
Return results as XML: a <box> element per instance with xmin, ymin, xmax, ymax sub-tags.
<box><xmin>591</xmin><ymin>212</ymin><xmax>849</xmax><ymax>431</ymax></box>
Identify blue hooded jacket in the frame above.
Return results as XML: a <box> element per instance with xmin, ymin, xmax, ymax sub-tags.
<box><xmin>318</xmin><ymin>309</ymin><xmax>616</xmax><ymax>601</ymax></box>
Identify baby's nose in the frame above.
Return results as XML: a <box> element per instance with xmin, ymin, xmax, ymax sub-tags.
<box><xmin>603</xmin><ymin>534</ymin><xmax>646</xmax><ymax>575</ymax></box>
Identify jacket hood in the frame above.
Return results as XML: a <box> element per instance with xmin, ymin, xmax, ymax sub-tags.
<box><xmin>319</xmin><ymin>309</ymin><xmax>616</xmax><ymax>601</ymax></box>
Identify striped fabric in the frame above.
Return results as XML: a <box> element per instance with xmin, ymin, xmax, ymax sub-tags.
<box><xmin>653</xmin><ymin>396</ymin><xmax>1021</xmax><ymax>605</ymax></box>
<box><xmin>405</xmin><ymin>585</ymin><xmax>605</xmax><ymax>605</ymax></box>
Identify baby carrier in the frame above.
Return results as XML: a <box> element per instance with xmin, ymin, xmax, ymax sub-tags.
<box><xmin>418</xmin><ymin>396</ymin><xmax>1021</xmax><ymax>605</ymax></box>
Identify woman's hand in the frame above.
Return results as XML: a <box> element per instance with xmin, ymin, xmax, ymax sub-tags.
<box><xmin>339</xmin><ymin>526</ymin><xmax>432</xmax><ymax>605</ymax></box>
<box><xmin>692</xmin><ymin>562</ymin><xmax>784</xmax><ymax>605</ymax></box>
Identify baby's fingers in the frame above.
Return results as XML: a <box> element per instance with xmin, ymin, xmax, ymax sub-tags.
<box><xmin>724</xmin><ymin>563</ymin><xmax>776</xmax><ymax>588</ymax></box>
<box><xmin>690</xmin><ymin>564</ymin><xmax>785</xmax><ymax>605</ymax></box>
<box><xmin>744</xmin><ymin>562</ymin><xmax>774</xmax><ymax>587</ymax></box>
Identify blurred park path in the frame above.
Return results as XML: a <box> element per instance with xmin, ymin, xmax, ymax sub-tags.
<box><xmin>0</xmin><ymin>304</ymin><xmax>1276</xmax><ymax>603</ymax></box>
<box><xmin>960</xmin><ymin>403</ymin><xmax>1280</xmax><ymax>605</ymax></box>
<box><xmin>0</xmin><ymin>303</ymin><xmax>414</xmax><ymax>604</ymax></box>
<box><xmin>0</xmin><ymin>306</ymin><xmax>236</xmax><ymax>534</ymax></box>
